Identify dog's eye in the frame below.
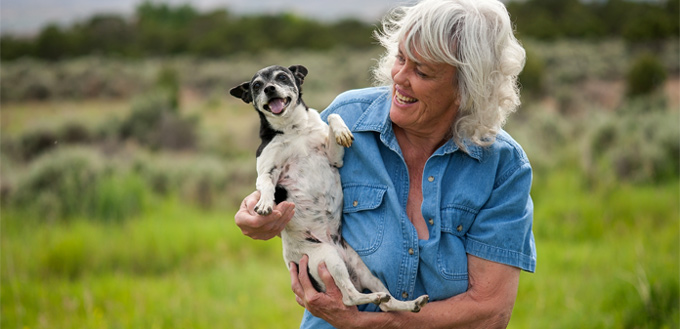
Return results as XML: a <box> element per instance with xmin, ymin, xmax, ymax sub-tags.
<box><xmin>277</xmin><ymin>74</ymin><xmax>288</xmax><ymax>82</ymax></box>
<box><xmin>252</xmin><ymin>82</ymin><xmax>262</xmax><ymax>91</ymax></box>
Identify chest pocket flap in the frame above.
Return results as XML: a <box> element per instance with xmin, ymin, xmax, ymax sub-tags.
<box><xmin>441</xmin><ymin>204</ymin><xmax>478</xmax><ymax>237</ymax></box>
<box><xmin>343</xmin><ymin>184</ymin><xmax>387</xmax><ymax>212</ymax></box>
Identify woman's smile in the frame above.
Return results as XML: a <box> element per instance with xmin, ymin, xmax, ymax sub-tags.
<box><xmin>394</xmin><ymin>88</ymin><xmax>418</xmax><ymax>106</ymax></box>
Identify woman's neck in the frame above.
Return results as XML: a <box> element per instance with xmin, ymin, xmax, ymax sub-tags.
<box><xmin>393</xmin><ymin>124</ymin><xmax>451</xmax><ymax>159</ymax></box>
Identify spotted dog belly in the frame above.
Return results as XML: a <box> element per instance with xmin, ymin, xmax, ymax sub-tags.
<box><xmin>278</xmin><ymin>147</ymin><xmax>343</xmax><ymax>231</ymax></box>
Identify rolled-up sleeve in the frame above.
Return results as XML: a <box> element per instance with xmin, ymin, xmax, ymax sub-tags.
<box><xmin>465</xmin><ymin>161</ymin><xmax>536</xmax><ymax>273</ymax></box>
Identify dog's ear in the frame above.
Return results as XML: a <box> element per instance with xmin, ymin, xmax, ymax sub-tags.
<box><xmin>229</xmin><ymin>82</ymin><xmax>253</xmax><ymax>104</ymax></box>
<box><xmin>289</xmin><ymin>65</ymin><xmax>308</xmax><ymax>86</ymax></box>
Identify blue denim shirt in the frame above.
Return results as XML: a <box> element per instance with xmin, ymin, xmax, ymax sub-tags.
<box><xmin>300</xmin><ymin>87</ymin><xmax>536</xmax><ymax>328</ymax></box>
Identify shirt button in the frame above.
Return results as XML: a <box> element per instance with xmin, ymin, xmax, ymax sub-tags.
<box><xmin>402</xmin><ymin>292</ymin><xmax>409</xmax><ymax>299</ymax></box>
<box><xmin>427</xmin><ymin>176</ymin><xmax>435</xmax><ymax>182</ymax></box>
<box><xmin>408</xmin><ymin>248</ymin><xmax>414</xmax><ymax>255</ymax></box>
<box><xmin>457</xmin><ymin>225</ymin><xmax>463</xmax><ymax>232</ymax></box>
<box><xmin>428</xmin><ymin>218</ymin><xmax>434</xmax><ymax>225</ymax></box>
<box><xmin>352</xmin><ymin>200</ymin><xmax>358</xmax><ymax>207</ymax></box>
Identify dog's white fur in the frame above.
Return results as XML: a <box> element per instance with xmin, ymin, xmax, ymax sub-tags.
<box><xmin>230</xmin><ymin>65</ymin><xmax>428</xmax><ymax>312</ymax></box>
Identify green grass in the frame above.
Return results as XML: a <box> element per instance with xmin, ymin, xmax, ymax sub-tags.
<box><xmin>510</xmin><ymin>169</ymin><xmax>679</xmax><ymax>329</ymax></box>
<box><xmin>1</xmin><ymin>200</ymin><xmax>302</xmax><ymax>329</ymax></box>
<box><xmin>2</xmin><ymin>171</ymin><xmax>677</xmax><ymax>328</ymax></box>
<box><xmin>512</xmin><ymin>224</ymin><xmax>678</xmax><ymax>328</ymax></box>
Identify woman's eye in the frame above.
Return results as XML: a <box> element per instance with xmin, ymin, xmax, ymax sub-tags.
<box><xmin>416</xmin><ymin>70</ymin><xmax>429</xmax><ymax>78</ymax></box>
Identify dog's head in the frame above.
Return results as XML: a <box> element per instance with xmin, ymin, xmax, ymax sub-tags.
<box><xmin>229</xmin><ymin>65</ymin><xmax>308</xmax><ymax>116</ymax></box>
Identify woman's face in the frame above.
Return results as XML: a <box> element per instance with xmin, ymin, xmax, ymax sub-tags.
<box><xmin>389</xmin><ymin>43</ymin><xmax>460</xmax><ymax>135</ymax></box>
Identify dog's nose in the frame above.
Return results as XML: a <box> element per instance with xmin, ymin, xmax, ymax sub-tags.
<box><xmin>264</xmin><ymin>86</ymin><xmax>276</xmax><ymax>95</ymax></box>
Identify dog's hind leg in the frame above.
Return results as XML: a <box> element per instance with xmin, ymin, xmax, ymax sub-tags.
<box><xmin>307</xmin><ymin>244</ymin><xmax>390</xmax><ymax>307</ymax></box>
<box><xmin>344</xmin><ymin>246</ymin><xmax>429</xmax><ymax>312</ymax></box>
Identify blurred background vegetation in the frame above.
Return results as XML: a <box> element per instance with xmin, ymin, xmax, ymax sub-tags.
<box><xmin>1</xmin><ymin>0</ymin><xmax>678</xmax><ymax>328</ymax></box>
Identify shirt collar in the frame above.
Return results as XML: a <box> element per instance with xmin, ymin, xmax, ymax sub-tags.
<box><xmin>352</xmin><ymin>87</ymin><xmax>484</xmax><ymax>162</ymax></box>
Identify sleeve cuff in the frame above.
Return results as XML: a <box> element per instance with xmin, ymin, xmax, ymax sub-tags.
<box><xmin>465</xmin><ymin>238</ymin><xmax>536</xmax><ymax>273</ymax></box>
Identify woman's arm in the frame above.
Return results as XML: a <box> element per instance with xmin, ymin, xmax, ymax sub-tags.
<box><xmin>234</xmin><ymin>190</ymin><xmax>296</xmax><ymax>240</ymax></box>
<box><xmin>290</xmin><ymin>254</ymin><xmax>520</xmax><ymax>329</ymax></box>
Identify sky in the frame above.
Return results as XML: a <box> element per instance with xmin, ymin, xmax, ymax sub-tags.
<box><xmin>0</xmin><ymin>0</ymin><xmax>419</xmax><ymax>35</ymax></box>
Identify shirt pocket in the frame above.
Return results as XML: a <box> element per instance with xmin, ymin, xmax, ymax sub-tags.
<box><xmin>437</xmin><ymin>205</ymin><xmax>478</xmax><ymax>281</ymax></box>
<box><xmin>341</xmin><ymin>184</ymin><xmax>388</xmax><ymax>256</ymax></box>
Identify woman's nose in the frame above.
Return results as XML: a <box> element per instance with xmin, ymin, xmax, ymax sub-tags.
<box><xmin>392</xmin><ymin>64</ymin><xmax>409</xmax><ymax>87</ymax></box>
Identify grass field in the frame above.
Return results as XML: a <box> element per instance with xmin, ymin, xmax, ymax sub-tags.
<box><xmin>2</xmin><ymin>170</ymin><xmax>677</xmax><ymax>328</ymax></box>
<box><xmin>2</xmin><ymin>200</ymin><xmax>302</xmax><ymax>329</ymax></box>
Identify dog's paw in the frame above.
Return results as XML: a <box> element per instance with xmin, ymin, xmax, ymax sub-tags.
<box><xmin>254</xmin><ymin>199</ymin><xmax>274</xmax><ymax>216</ymax></box>
<box><xmin>254</xmin><ymin>206</ymin><xmax>272</xmax><ymax>216</ymax></box>
<box><xmin>371</xmin><ymin>293</ymin><xmax>391</xmax><ymax>305</ymax></box>
<box><xmin>328</xmin><ymin>114</ymin><xmax>354</xmax><ymax>147</ymax></box>
<box><xmin>335</xmin><ymin>130</ymin><xmax>354</xmax><ymax>148</ymax></box>
<box><xmin>410</xmin><ymin>295</ymin><xmax>429</xmax><ymax>313</ymax></box>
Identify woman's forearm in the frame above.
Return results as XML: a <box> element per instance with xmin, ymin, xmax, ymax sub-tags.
<box><xmin>345</xmin><ymin>256</ymin><xmax>520</xmax><ymax>329</ymax></box>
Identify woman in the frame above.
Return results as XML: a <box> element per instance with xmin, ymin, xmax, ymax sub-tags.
<box><xmin>234</xmin><ymin>0</ymin><xmax>536</xmax><ymax>327</ymax></box>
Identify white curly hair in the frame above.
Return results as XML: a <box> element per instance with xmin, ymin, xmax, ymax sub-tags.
<box><xmin>373</xmin><ymin>0</ymin><xmax>525</xmax><ymax>151</ymax></box>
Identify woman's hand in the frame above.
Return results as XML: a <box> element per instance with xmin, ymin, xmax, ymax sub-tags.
<box><xmin>290</xmin><ymin>255</ymin><xmax>361</xmax><ymax>328</ymax></box>
<box><xmin>234</xmin><ymin>190</ymin><xmax>295</xmax><ymax>240</ymax></box>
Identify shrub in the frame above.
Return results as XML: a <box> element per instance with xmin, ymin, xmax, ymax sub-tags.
<box><xmin>5</xmin><ymin>144</ymin><xmax>253</xmax><ymax>221</ymax></box>
<box><xmin>119</xmin><ymin>91</ymin><xmax>197</xmax><ymax>151</ymax></box>
<box><xmin>10</xmin><ymin>147</ymin><xmax>106</xmax><ymax>221</ymax></box>
<box><xmin>505</xmin><ymin>107</ymin><xmax>575</xmax><ymax>175</ymax></box>
<box><xmin>4</xmin><ymin>89</ymin><xmax>197</xmax><ymax>159</ymax></box>
<box><xmin>5</xmin><ymin>120</ymin><xmax>96</xmax><ymax>161</ymax></box>
<box><xmin>0</xmin><ymin>58</ymin><xmax>155</xmax><ymax>102</ymax></box>
<box><xmin>0</xmin><ymin>60</ymin><xmax>53</xmax><ymax>101</ymax></box>
<box><xmin>511</xmin><ymin>97</ymin><xmax>678</xmax><ymax>187</ymax></box>
<box><xmin>583</xmin><ymin>109</ymin><xmax>679</xmax><ymax>185</ymax></box>
<box><xmin>130</xmin><ymin>152</ymin><xmax>255</xmax><ymax>209</ymax></box>
<box><xmin>9</xmin><ymin>147</ymin><xmax>150</xmax><ymax>221</ymax></box>
<box><xmin>519</xmin><ymin>47</ymin><xmax>546</xmax><ymax>98</ymax></box>
<box><xmin>155</xmin><ymin>65</ymin><xmax>180</xmax><ymax>110</ymax></box>
<box><xmin>15</xmin><ymin>126</ymin><xmax>60</xmax><ymax>160</ymax></box>
<box><xmin>626</xmin><ymin>53</ymin><xmax>668</xmax><ymax>97</ymax></box>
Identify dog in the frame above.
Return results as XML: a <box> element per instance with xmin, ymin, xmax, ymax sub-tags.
<box><xmin>230</xmin><ymin>65</ymin><xmax>429</xmax><ymax>312</ymax></box>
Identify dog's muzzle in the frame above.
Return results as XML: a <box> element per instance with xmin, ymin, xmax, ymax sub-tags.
<box><xmin>265</xmin><ymin>97</ymin><xmax>291</xmax><ymax>115</ymax></box>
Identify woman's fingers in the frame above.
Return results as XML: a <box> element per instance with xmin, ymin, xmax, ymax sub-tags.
<box><xmin>234</xmin><ymin>191</ymin><xmax>295</xmax><ymax>240</ymax></box>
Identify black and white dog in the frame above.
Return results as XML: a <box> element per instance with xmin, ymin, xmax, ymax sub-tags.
<box><xmin>230</xmin><ymin>65</ymin><xmax>428</xmax><ymax>312</ymax></box>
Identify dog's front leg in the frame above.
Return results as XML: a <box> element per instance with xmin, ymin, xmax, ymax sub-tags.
<box><xmin>254</xmin><ymin>154</ymin><xmax>283</xmax><ymax>216</ymax></box>
<box><xmin>326</xmin><ymin>114</ymin><xmax>353</xmax><ymax>167</ymax></box>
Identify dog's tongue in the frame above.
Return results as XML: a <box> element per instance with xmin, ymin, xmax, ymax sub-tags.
<box><xmin>269</xmin><ymin>98</ymin><xmax>286</xmax><ymax>114</ymax></box>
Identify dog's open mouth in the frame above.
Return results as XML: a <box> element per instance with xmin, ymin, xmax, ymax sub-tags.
<box><xmin>265</xmin><ymin>97</ymin><xmax>291</xmax><ymax>115</ymax></box>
